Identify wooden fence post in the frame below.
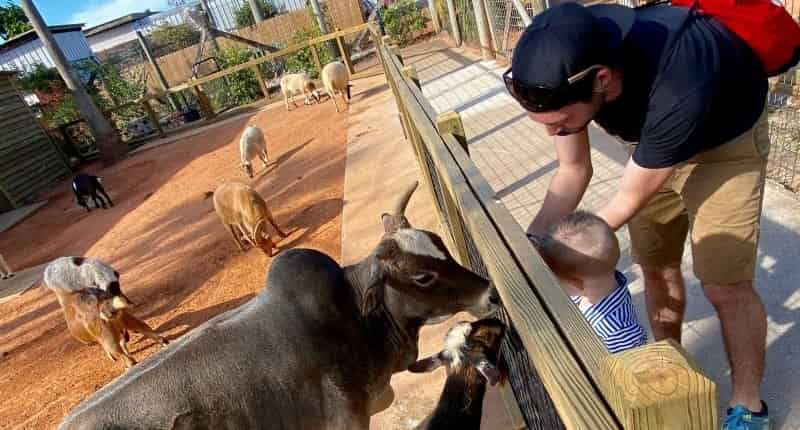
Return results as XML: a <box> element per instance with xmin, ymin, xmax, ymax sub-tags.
<box><xmin>142</xmin><ymin>99</ymin><xmax>165</xmax><ymax>137</ymax></box>
<box><xmin>252</xmin><ymin>65</ymin><xmax>268</xmax><ymax>98</ymax></box>
<box><xmin>309</xmin><ymin>43</ymin><xmax>323</xmax><ymax>74</ymax></box>
<box><xmin>136</xmin><ymin>30</ymin><xmax>180</xmax><ymax>111</ymax></box>
<box><xmin>401</xmin><ymin>65</ymin><xmax>420</xmax><ymax>89</ymax></box>
<box><xmin>334</xmin><ymin>28</ymin><xmax>355</xmax><ymax>76</ymax></box>
<box><xmin>192</xmin><ymin>86</ymin><xmax>216</xmax><ymax>119</ymax></box>
<box><xmin>599</xmin><ymin>339</ymin><xmax>717</xmax><ymax>430</ymax></box>
<box><xmin>436</xmin><ymin>111</ymin><xmax>467</xmax><ymax>155</ymax></box>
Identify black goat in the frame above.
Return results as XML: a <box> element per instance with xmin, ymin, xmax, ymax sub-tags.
<box><xmin>72</xmin><ymin>174</ymin><xmax>113</xmax><ymax>212</ymax></box>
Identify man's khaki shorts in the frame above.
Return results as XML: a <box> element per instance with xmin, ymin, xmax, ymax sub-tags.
<box><xmin>627</xmin><ymin>110</ymin><xmax>771</xmax><ymax>285</ymax></box>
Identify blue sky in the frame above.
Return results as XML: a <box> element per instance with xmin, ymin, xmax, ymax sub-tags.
<box><xmin>12</xmin><ymin>0</ymin><xmax>172</xmax><ymax>28</ymax></box>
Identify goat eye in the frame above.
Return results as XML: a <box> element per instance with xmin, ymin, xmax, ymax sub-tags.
<box><xmin>411</xmin><ymin>272</ymin><xmax>436</xmax><ymax>286</ymax></box>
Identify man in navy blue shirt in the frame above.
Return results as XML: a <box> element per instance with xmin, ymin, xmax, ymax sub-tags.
<box><xmin>506</xmin><ymin>3</ymin><xmax>771</xmax><ymax>428</ymax></box>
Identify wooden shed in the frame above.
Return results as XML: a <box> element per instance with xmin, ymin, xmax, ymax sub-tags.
<box><xmin>0</xmin><ymin>71</ymin><xmax>71</xmax><ymax>213</ymax></box>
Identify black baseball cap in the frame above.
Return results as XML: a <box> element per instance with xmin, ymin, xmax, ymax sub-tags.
<box><xmin>506</xmin><ymin>3</ymin><xmax>635</xmax><ymax>111</ymax></box>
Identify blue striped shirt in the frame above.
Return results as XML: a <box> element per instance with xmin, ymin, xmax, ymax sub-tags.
<box><xmin>571</xmin><ymin>271</ymin><xmax>648</xmax><ymax>354</ymax></box>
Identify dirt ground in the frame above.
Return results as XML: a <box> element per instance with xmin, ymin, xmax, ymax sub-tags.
<box><xmin>0</xmin><ymin>100</ymin><xmax>348</xmax><ymax>430</ymax></box>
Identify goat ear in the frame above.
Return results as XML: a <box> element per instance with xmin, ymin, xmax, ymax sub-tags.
<box><xmin>408</xmin><ymin>352</ymin><xmax>444</xmax><ymax>373</ymax></box>
<box><xmin>475</xmin><ymin>360</ymin><xmax>502</xmax><ymax>386</ymax></box>
<box><xmin>381</xmin><ymin>213</ymin><xmax>397</xmax><ymax>234</ymax></box>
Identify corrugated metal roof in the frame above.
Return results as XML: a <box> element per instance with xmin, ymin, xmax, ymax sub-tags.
<box><xmin>84</xmin><ymin>11</ymin><xmax>158</xmax><ymax>36</ymax></box>
<box><xmin>0</xmin><ymin>24</ymin><xmax>85</xmax><ymax>53</ymax></box>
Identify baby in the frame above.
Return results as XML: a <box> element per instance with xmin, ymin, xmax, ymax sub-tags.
<box><xmin>531</xmin><ymin>211</ymin><xmax>647</xmax><ymax>354</ymax></box>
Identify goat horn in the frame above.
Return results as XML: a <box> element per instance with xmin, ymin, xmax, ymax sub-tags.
<box><xmin>392</xmin><ymin>180</ymin><xmax>419</xmax><ymax>217</ymax></box>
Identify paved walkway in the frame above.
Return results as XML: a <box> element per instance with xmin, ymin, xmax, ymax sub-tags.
<box><xmin>405</xmin><ymin>38</ymin><xmax>800</xmax><ymax>428</ymax></box>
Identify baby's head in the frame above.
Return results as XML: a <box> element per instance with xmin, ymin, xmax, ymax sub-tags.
<box><xmin>534</xmin><ymin>211</ymin><xmax>620</xmax><ymax>290</ymax></box>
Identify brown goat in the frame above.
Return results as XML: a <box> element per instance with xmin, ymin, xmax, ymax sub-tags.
<box><xmin>61</xmin><ymin>288</ymin><xmax>167</xmax><ymax>369</ymax></box>
<box><xmin>206</xmin><ymin>182</ymin><xmax>287</xmax><ymax>256</ymax></box>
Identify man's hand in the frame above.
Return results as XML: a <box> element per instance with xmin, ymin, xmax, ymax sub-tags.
<box><xmin>596</xmin><ymin>157</ymin><xmax>675</xmax><ymax>230</ymax></box>
<box><xmin>527</xmin><ymin>129</ymin><xmax>593</xmax><ymax>235</ymax></box>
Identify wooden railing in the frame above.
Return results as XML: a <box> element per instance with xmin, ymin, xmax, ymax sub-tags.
<box><xmin>374</xmin><ymin>28</ymin><xmax>718</xmax><ymax>430</ymax></box>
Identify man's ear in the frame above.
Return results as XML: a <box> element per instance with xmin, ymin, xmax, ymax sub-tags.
<box><xmin>594</xmin><ymin>67</ymin><xmax>613</xmax><ymax>93</ymax></box>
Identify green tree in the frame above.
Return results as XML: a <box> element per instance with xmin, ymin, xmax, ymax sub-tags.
<box><xmin>208</xmin><ymin>46</ymin><xmax>262</xmax><ymax>108</ymax></box>
<box><xmin>235</xmin><ymin>0</ymin><xmax>280</xmax><ymax>28</ymax></box>
<box><xmin>380</xmin><ymin>0</ymin><xmax>426</xmax><ymax>46</ymax></box>
<box><xmin>285</xmin><ymin>26</ymin><xmax>335</xmax><ymax>79</ymax></box>
<box><xmin>0</xmin><ymin>1</ymin><xmax>31</xmax><ymax>40</ymax></box>
<box><xmin>148</xmin><ymin>23</ymin><xmax>201</xmax><ymax>56</ymax></box>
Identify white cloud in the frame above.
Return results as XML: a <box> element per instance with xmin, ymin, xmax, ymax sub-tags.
<box><xmin>70</xmin><ymin>0</ymin><xmax>170</xmax><ymax>27</ymax></box>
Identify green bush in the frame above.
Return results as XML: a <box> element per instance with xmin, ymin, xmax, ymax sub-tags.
<box><xmin>235</xmin><ymin>0</ymin><xmax>280</xmax><ymax>28</ymax></box>
<box><xmin>148</xmin><ymin>23</ymin><xmax>201</xmax><ymax>56</ymax></box>
<box><xmin>381</xmin><ymin>0</ymin><xmax>426</xmax><ymax>46</ymax></box>
<box><xmin>209</xmin><ymin>46</ymin><xmax>263</xmax><ymax>109</ymax></box>
<box><xmin>285</xmin><ymin>27</ymin><xmax>335</xmax><ymax>78</ymax></box>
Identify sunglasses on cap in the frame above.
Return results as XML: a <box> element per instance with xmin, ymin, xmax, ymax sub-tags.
<box><xmin>503</xmin><ymin>64</ymin><xmax>604</xmax><ymax>112</ymax></box>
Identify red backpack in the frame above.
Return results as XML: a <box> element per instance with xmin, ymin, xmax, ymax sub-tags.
<box><xmin>670</xmin><ymin>0</ymin><xmax>800</xmax><ymax>76</ymax></box>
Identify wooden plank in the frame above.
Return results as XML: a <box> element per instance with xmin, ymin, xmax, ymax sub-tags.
<box><xmin>251</xmin><ymin>65</ymin><xmax>268</xmax><ymax>98</ymax></box>
<box><xmin>193</xmin><ymin>86</ymin><xmax>216</xmax><ymax>119</ymax></box>
<box><xmin>309</xmin><ymin>43</ymin><xmax>323</xmax><ymax>74</ymax></box>
<box><xmin>141</xmin><ymin>99</ymin><xmax>165</xmax><ymax>138</ymax></box>
<box><xmin>334</xmin><ymin>28</ymin><xmax>356</xmax><ymax>76</ymax></box>
<box><xmin>600</xmin><ymin>340</ymin><xmax>717</xmax><ymax>430</ymax></box>
<box><xmin>382</xmin><ymin>44</ymin><xmax>620</xmax><ymax>429</ymax></box>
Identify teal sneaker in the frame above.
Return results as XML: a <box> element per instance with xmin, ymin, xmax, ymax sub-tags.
<box><xmin>723</xmin><ymin>402</ymin><xmax>771</xmax><ymax>430</ymax></box>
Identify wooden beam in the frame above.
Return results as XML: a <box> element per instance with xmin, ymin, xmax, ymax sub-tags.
<box><xmin>192</xmin><ymin>86</ymin><xmax>216</xmax><ymax>119</ymax></box>
<box><xmin>252</xmin><ymin>65</ymin><xmax>268</xmax><ymax>98</ymax></box>
<box><xmin>436</xmin><ymin>111</ymin><xmax>467</xmax><ymax>155</ymax></box>
<box><xmin>335</xmin><ymin>28</ymin><xmax>356</xmax><ymax>76</ymax></box>
<box><xmin>141</xmin><ymin>99</ymin><xmax>165</xmax><ymax>137</ymax></box>
<box><xmin>136</xmin><ymin>30</ymin><xmax>180</xmax><ymax>111</ymax></box>
<box><xmin>309</xmin><ymin>43</ymin><xmax>323</xmax><ymax>74</ymax></box>
<box><xmin>600</xmin><ymin>340</ymin><xmax>718</xmax><ymax>430</ymax></box>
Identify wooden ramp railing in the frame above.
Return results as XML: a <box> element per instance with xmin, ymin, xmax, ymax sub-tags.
<box><xmin>373</xmin><ymin>28</ymin><xmax>718</xmax><ymax>430</ymax></box>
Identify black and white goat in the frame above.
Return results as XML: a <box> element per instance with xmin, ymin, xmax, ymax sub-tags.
<box><xmin>72</xmin><ymin>173</ymin><xmax>113</xmax><ymax>212</ymax></box>
<box><xmin>409</xmin><ymin>318</ymin><xmax>507</xmax><ymax>430</ymax></box>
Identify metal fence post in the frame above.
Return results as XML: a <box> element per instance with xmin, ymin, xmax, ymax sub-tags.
<box><xmin>446</xmin><ymin>0</ymin><xmax>462</xmax><ymax>46</ymax></box>
<box><xmin>472</xmin><ymin>0</ymin><xmax>495</xmax><ymax>59</ymax></box>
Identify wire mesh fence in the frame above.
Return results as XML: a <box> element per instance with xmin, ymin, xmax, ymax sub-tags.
<box><xmin>484</xmin><ymin>0</ymin><xmax>543</xmax><ymax>60</ymax></box>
